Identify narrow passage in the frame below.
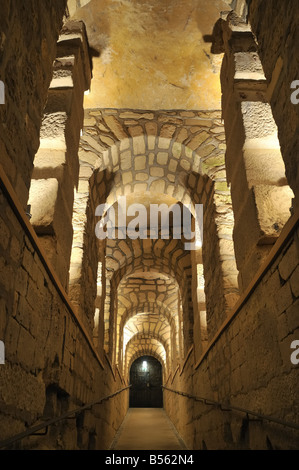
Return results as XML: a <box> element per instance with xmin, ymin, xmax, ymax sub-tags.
<box><xmin>110</xmin><ymin>408</ymin><xmax>187</xmax><ymax>450</ymax></box>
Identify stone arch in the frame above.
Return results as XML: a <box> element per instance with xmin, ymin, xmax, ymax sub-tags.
<box><xmin>123</xmin><ymin>318</ymin><xmax>171</xmax><ymax>374</ymax></box>
<box><xmin>118</xmin><ymin>296</ymin><xmax>179</xmax><ymax>372</ymax></box>
<box><xmin>68</xmin><ymin>109</ymin><xmax>239</xmax><ymax>365</ymax></box>
<box><xmin>105</xmin><ymin>236</ymin><xmax>192</xmax><ymax>362</ymax></box>
<box><xmin>115</xmin><ymin>269</ymin><xmax>182</xmax><ymax>365</ymax></box>
<box><xmin>126</xmin><ymin>337</ymin><xmax>167</xmax><ymax>381</ymax></box>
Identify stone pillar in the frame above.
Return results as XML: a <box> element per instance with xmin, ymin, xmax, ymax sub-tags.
<box><xmin>191</xmin><ymin>248</ymin><xmax>208</xmax><ymax>361</ymax></box>
<box><xmin>68</xmin><ymin>169</ymin><xmax>112</xmax><ymax>338</ymax></box>
<box><xmin>220</xmin><ymin>12</ymin><xmax>294</xmax><ymax>291</ymax></box>
<box><xmin>28</xmin><ymin>21</ymin><xmax>91</xmax><ymax>289</ymax></box>
<box><xmin>93</xmin><ymin>254</ymin><xmax>106</xmax><ymax>352</ymax></box>
<box><xmin>189</xmin><ymin>173</ymin><xmax>239</xmax><ymax>340</ymax></box>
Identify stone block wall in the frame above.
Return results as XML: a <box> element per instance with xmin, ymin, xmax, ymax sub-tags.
<box><xmin>28</xmin><ymin>20</ymin><xmax>91</xmax><ymax>289</ymax></box>
<box><xmin>248</xmin><ymin>0</ymin><xmax>299</xmax><ymax>208</ymax></box>
<box><xmin>0</xmin><ymin>183</ymin><xmax>129</xmax><ymax>449</ymax></box>
<box><xmin>220</xmin><ymin>12</ymin><xmax>294</xmax><ymax>292</ymax></box>
<box><xmin>0</xmin><ymin>5</ymin><xmax>128</xmax><ymax>449</ymax></box>
<box><xmin>0</xmin><ymin>0</ymin><xmax>67</xmax><ymax>209</ymax></box>
<box><xmin>164</xmin><ymin>220</ymin><xmax>299</xmax><ymax>449</ymax></box>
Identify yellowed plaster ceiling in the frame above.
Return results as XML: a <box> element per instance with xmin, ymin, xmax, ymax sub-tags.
<box><xmin>71</xmin><ymin>0</ymin><xmax>230</xmax><ymax>110</ymax></box>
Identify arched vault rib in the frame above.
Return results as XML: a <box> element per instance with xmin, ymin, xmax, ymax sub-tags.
<box><xmin>123</xmin><ymin>319</ymin><xmax>171</xmax><ymax>370</ymax></box>
<box><xmin>116</xmin><ymin>271</ymin><xmax>181</xmax><ymax>359</ymax></box>
<box><xmin>118</xmin><ymin>301</ymin><xmax>179</xmax><ymax>369</ymax></box>
<box><xmin>71</xmin><ymin>110</ymin><xmax>239</xmax><ymax>363</ymax></box>
<box><xmin>106</xmin><ymin>237</ymin><xmax>192</xmax><ymax>289</ymax></box>
<box><xmin>125</xmin><ymin>336</ymin><xmax>167</xmax><ymax>381</ymax></box>
<box><xmin>80</xmin><ymin>110</ymin><xmax>228</xmax><ymax>193</ymax></box>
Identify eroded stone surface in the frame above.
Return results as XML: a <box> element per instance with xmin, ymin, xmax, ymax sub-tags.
<box><xmin>71</xmin><ymin>0</ymin><xmax>228</xmax><ymax>109</ymax></box>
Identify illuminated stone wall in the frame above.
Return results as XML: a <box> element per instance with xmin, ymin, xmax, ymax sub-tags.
<box><xmin>164</xmin><ymin>225</ymin><xmax>299</xmax><ymax>450</ymax></box>
<box><xmin>249</xmin><ymin>0</ymin><xmax>299</xmax><ymax>208</ymax></box>
<box><xmin>0</xmin><ymin>0</ymin><xmax>67</xmax><ymax>209</ymax></box>
<box><xmin>0</xmin><ymin>0</ymin><xmax>298</xmax><ymax>451</ymax></box>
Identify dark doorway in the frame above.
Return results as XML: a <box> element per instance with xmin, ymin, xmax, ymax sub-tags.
<box><xmin>129</xmin><ymin>356</ymin><xmax>163</xmax><ymax>408</ymax></box>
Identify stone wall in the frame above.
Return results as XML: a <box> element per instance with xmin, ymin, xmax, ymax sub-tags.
<box><xmin>248</xmin><ymin>0</ymin><xmax>299</xmax><ymax>208</ymax></box>
<box><xmin>164</xmin><ymin>220</ymin><xmax>299</xmax><ymax>450</ymax></box>
<box><xmin>0</xmin><ymin>5</ymin><xmax>128</xmax><ymax>449</ymax></box>
<box><xmin>0</xmin><ymin>0</ymin><xmax>67</xmax><ymax>209</ymax></box>
<box><xmin>28</xmin><ymin>20</ymin><xmax>91</xmax><ymax>289</ymax></box>
<box><xmin>220</xmin><ymin>11</ymin><xmax>294</xmax><ymax>292</ymax></box>
<box><xmin>0</xmin><ymin>183</ymin><xmax>128</xmax><ymax>449</ymax></box>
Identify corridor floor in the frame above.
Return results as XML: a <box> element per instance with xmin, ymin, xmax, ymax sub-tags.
<box><xmin>110</xmin><ymin>408</ymin><xmax>188</xmax><ymax>450</ymax></box>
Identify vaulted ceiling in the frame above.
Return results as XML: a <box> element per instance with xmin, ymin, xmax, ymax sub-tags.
<box><xmin>69</xmin><ymin>0</ymin><xmax>230</xmax><ymax>109</ymax></box>
<box><xmin>67</xmin><ymin>0</ymin><xmax>233</xmax><ymax>378</ymax></box>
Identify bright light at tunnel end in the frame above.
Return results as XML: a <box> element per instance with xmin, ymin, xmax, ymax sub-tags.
<box><xmin>94</xmin><ymin>196</ymin><xmax>203</xmax><ymax>250</ymax></box>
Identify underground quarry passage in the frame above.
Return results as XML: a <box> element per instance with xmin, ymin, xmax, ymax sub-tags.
<box><xmin>0</xmin><ymin>0</ymin><xmax>298</xmax><ymax>452</ymax></box>
<box><xmin>110</xmin><ymin>408</ymin><xmax>187</xmax><ymax>450</ymax></box>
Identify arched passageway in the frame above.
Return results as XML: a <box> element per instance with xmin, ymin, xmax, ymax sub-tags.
<box><xmin>129</xmin><ymin>355</ymin><xmax>163</xmax><ymax>408</ymax></box>
<box><xmin>0</xmin><ymin>0</ymin><xmax>298</xmax><ymax>453</ymax></box>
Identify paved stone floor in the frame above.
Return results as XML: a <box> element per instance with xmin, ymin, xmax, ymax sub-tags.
<box><xmin>110</xmin><ymin>408</ymin><xmax>187</xmax><ymax>450</ymax></box>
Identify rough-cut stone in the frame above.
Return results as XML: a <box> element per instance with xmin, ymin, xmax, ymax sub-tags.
<box><xmin>0</xmin><ymin>2</ymin><xmax>298</xmax><ymax>453</ymax></box>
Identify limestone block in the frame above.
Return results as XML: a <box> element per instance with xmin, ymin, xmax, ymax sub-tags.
<box><xmin>28</xmin><ymin>179</ymin><xmax>58</xmax><ymax>233</ymax></box>
<box><xmin>233</xmin><ymin>52</ymin><xmax>265</xmax><ymax>80</ymax></box>
<box><xmin>134</xmin><ymin>156</ymin><xmax>146</xmax><ymax>171</ymax></box>
<box><xmin>158</xmin><ymin>137</ymin><xmax>171</xmax><ymax>150</ymax></box>
<box><xmin>157</xmin><ymin>152</ymin><xmax>169</xmax><ymax>165</ymax></box>
<box><xmin>238</xmin><ymin>245</ymin><xmax>272</xmax><ymax>292</ymax></box>
<box><xmin>81</xmin><ymin>135</ymin><xmax>106</xmax><ymax>154</ymax></box>
<box><xmin>33</xmin><ymin>148</ymin><xmax>67</xmax><ymax>171</ymax></box>
<box><xmin>175</xmin><ymin>128</ymin><xmax>188</xmax><ymax>144</ymax></box>
<box><xmin>119</xmin><ymin>150</ymin><xmax>131</xmax><ymax>171</ymax></box>
<box><xmin>243</xmin><ymin>148</ymin><xmax>288</xmax><ymax>187</ymax></box>
<box><xmin>150</xmin><ymin>167</ymin><xmax>164</xmax><ymax>177</ymax></box>
<box><xmin>228</xmin><ymin>154</ymin><xmax>250</xmax><ymax>217</ymax></box>
<box><xmin>159</xmin><ymin>124</ymin><xmax>176</xmax><ymax>140</ymax></box>
<box><xmin>147</xmin><ymin>135</ymin><xmax>156</xmax><ymax>151</ymax></box>
<box><xmin>57</xmin><ymin>21</ymin><xmax>92</xmax><ymax>91</ymax></box>
<box><xmin>39</xmin><ymin>112</ymin><xmax>68</xmax><ymax>145</ymax></box>
<box><xmin>133</xmin><ymin>135</ymin><xmax>146</xmax><ymax>155</ymax></box>
<box><xmin>278</xmin><ymin>241</ymin><xmax>299</xmax><ymax>281</ymax></box>
<box><xmin>241</xmin><ymin>101</ymin><xmax>277</xmax><ymax>139</ymax></box>
<box><xmin>100</xmin><ymin>134</ymin><xmax>115</xmax><ymax>146</ymax></box>
<box><xmin>29</xmin><ymin>176</ymin><xmax>74</xmax><ymax>279</ymax></box>
<box><xmin>46</xmin><ymin>87</ymin><xmax>74</xmax><ymax>115</ymax></box>
<box><xmin>253</xmin><ymin>184</ymin><xmax>293</xmax><ymax>244</ymax></box>
<box><xmin>187</xmin><ymin>131</ymin><xmax>209</xmax><ymax>150</ymax></box>
<box><xmin>103</xmin><ymin>115</ymin><xmax>128</xmax><ymax>140</ymax></box>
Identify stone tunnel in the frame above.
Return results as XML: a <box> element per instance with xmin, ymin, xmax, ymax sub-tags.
<box><xmin>0</xmin><ymin>0</ymin><xmax>298</xmax><ymax>452</ymax></box>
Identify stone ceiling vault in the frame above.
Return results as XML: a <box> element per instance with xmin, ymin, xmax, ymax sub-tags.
<box><xmin>70</xmin><ymin>0</ymin><xmax>230</xmax><ymax>109</ymax></box>
<box><xmin>65</xmin><ymin>1</ymin><xmax>237</xmax><ymax>379</ymax></box>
